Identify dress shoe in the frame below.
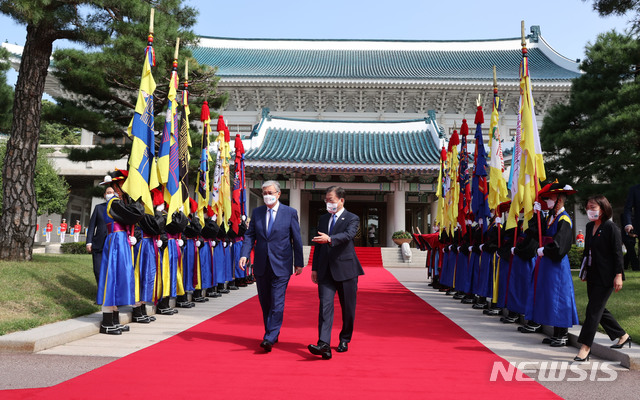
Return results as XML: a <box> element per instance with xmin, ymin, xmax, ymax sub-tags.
<box><xmin>337</xmin><ymin>341</ymin><xmax>348</xmax><ymax>353</ymax></box>
<box><xmin>472</xmin><ymin>302</ymin><xmax>488</xmax><ymax>309</ymax></box>
<box><xmin>308</xmin><ymin>342</ymin><xmax>332</xmax><ymax>360</ymax></box>
<box><xmin>500</xmin><ymin>316</ymin><xmax>518</xmax><ymax>324</ymax></box>
<box><xmin>550</xmin><ymin>336</ymin><xmax>568</xmax><ymax>347</ymax></box>
<box><xmin>542</xmin><ymin>336</ymin><xmax>556</xmax><ymax>344</ymax></box>
<box><xmin>610</xmin><ymin>335</ymin><xmax>632</xmax><ymax>349</ymax></box>
<box><xmin>484</xmin><ymin>308</ymin><xmax>501</xmax><ymax>316</ymax></box>
<box><xmin>573</xmin><ymin>351</ymin><xmax>591</xmax><ymax>362</ymax></box>
<box><xmin>518</xmin><ymin>324</ymin><xmax>542</xmax><ymax>333</ymax></box>
<box><xmin>260</xmin><ymin>339</ymin><xmax>273</xmax><ymax>353</ymax></box>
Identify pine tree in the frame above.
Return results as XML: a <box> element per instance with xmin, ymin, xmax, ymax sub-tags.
<box><xmin>540</xmin><ymin>30</ymin><xmax>640</xmax><ymax>208</ymax></box>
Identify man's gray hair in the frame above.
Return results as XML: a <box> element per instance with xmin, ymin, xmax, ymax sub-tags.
<box><xmin>262</xmin><ymin>180</ymin><xmax>281</xmax><ymax>193</ymax></box>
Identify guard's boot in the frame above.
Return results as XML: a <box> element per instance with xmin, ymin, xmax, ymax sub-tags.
<box><xmin>192</xmin><ymin>289</ymin><xmax>208</xmax><ymax>302</ymax></box>
<box><xmin>113</xmin><ymin>310</ymin><xmax>130</xmax><ymax>332</ymax></box>
<box><xmin>156</xmin><ymin>297</ymin><xmax>178</xmax><ymax>315</ymax></box>
<box><xmin>100</xmin><ymin>312</ymin><xmax>122</xmax><ymax>335</ymax></box>
<box><xmin>218</xmin><ymin>283</ymin><xmax>230</xmax><ymax>294</ymax></box>
<box><xmin>176</xmin><ymin>294</ymin><xmax>194</xmax><ymax>308</ymax></box>
<box><xmin>140</xmin><ymin>303</ymin><xmax>156</xmax><ymax>321</ymax></box>
<box><xmin>235</xmin><ymin>278</ymin><xmax>247</xmax><ymax>287</ymax></box>
<box><xmin>132</xmin><ymin>305</ymin><xmax>151</xmax><ymax>323</ymax></box>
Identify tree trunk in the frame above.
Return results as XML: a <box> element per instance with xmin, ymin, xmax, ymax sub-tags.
<box><xmin>0</xmin><ymin>23</ymin><xmax>54</xmax><ymax>261</ymax></box>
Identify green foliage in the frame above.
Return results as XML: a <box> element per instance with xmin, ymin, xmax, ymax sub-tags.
<box><xmin>38</xmin><ymin>101</ymin><xmax>81</xmax><ymax>145</ymax></box>
<box><xmin>567</xmin><ymin>245</ymin><xmax>584</xmax><ymax>269</ymax></box>
<box><xmin>540</xmin><ymin>31</ymin><xmax>640</xmax><ymax>209</ymax></box>
<box><xmin>392</xmin><ymin>230</ymin><xmax>412</xmax><ymax>239</ymax></box>
<box><xmin>0</xmin><ymin>46</ymin><xmax>13</xmax><ymax>133</ymax></box>
<box><xmin>60</xmin><ymin>242</ymin><xmax>87</xmax><ymax>254</ymax></box>
<box><xmin>0</xmin><ymin>254</ymin><xmax>99</xmax><ymax>335</ymax></box>
<box><xmin>0</xmin><ymin>144</ymin><xmax>69</xmax><ymax>215</ymax></box>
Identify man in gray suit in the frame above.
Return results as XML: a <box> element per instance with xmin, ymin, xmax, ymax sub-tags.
<box><xmin>308</xmin><ymin>186</ymin><xmax>364</xmax><ymax>360</ymax></box>
<box><xmin>239</xmin><ymin>180</ymin><xmax>304</xmax><ymax>352</ymax></box>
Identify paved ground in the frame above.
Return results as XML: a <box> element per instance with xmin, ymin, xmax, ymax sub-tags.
<box><xmin>1</xmin><ymin>267</ymin><xmax>638</xmax><ymax>399</ymax></box>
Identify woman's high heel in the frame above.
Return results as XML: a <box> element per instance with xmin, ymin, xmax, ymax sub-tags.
<box><xmin>610</xmin><ymin>335</ymin><xmax>632</xmax><ymax>349</ymax></box>
<box><xmin>573</xmin><ymin>351</ymin><xmax>591</xmax><ymax>362</ymax></box>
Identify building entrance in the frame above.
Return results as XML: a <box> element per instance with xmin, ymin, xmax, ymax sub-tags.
<box><xmin>308</xmin><ymin>201</ymin><xmax>386</xmax><ymax>247</ymax></box>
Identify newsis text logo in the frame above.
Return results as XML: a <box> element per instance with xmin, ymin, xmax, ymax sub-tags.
<box><xmin>490</xmin><ymin>361</ymin><xmax>618</xmax><ymax>382</ymax></box>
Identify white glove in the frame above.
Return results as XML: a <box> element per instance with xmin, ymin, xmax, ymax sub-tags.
<box><xmin>457</xmin><ymin>246</ymin><xmax>461</xmax><ymax>252</ymax></box>
<box><xmin>129</xmin><ymin>236</ymin><xmax>137</xmax><ymax>246</ymax></box>
<box><xmin>468</xmin><ymin>246</ymin><xmax>473</xmax><ymax>252</ymax></box>
<box><xmin>537</xmin><ymin>247</ymin><xmax>545</xmax><ymax>257</ymax></box>
<box><xmin>156</xmin><ymin>239</ymin><xmax>163</xmax><ymax>247</ymax></box>
<box><xmin>156</xmin><ymin>203</ymin><xmax>165</xmax><ymax>212</ymax></box>
<box><xmin>448</xmin><ymin>245</ymin><xmax>453</xmax><ymax>251</ymax></box>
<box><xmin>223</xmin><ymin>241</ymin><xmax>228</xmax><ymax>248</ymax></box>
<box><xmin>533</xmin><ymin>201</ymin><xmax>542</xmax><ymax>212</ymax></box>
<box><xmin>212</xmin><ymin>215</ymin><xmax>217</xmax><ymax>222</ymax></box>
<box><xmin>510</xmin><ymin>247</ymin><xmax>515</xmax><ymax>255</ymax></box>
<box><xmin>479</xmin><ymin>244</ymin><xmax>484</xmax><ymax>251</ymax></box>
<box><xmin>212</xmin><ymin>241</ymin><xmax>217</xmax><ymax>247</ymax></box>
<box><xmin>179</xmin><ymin>206</ymin><xmax>184</xmax><ymax>213</ymax></box>
<box><xmin>177</xmin><ymin>239</ymin><xmax>184</xmax><ymax>247</ymax></box>
<box><xmin>241</xmin><ymin>215</ymin><xmax>247</xmax><ymax>221</ymax></box>
<box><xmin>478</xmin><ymin>219</ymin><xmax>483</xmax><ymax>226</ymax></box>
<box><xmin>195</xmin><ymin>240</ymin><xmax>201</xmax><ymax>247</ymax></box>
<box><xmin>495</xmin><ymin>217</ymin><xmax>502</xmax><ymax>224</ymax></box>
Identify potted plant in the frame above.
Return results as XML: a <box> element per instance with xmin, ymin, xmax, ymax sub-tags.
<box><xmin>392</xmin><ymin>230</ymin><xmax>413</xmax><ymax>247</ymax></box>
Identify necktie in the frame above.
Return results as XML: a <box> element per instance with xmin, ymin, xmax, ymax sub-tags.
<box><xmin>329</xmin><ymin>214</ymin><xmax>336</xmax><ymax>234</ymax></box>
<box><xmin>267</xmin><ymin>208</ymin><xmax>273</xmax><ymax>235</ymax></box>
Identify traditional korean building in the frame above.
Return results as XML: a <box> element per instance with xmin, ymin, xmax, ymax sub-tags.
<box><xmin>190</xmin><ymin>25</ymin><xmax>580</xmax><ymax>245</ymax></box>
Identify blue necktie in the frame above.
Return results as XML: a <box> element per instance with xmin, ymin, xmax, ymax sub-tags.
<box><xmin>267</xmin><ymin>209</ymin><xmax>273</xmax><ymax>235</ymax></box>
<box><xmin>329</xmin><ymin>214</ymin><xmax>336</xmax><ymax>234</ymax></box>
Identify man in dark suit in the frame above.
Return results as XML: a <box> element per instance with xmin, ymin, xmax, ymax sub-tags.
<box><xmin>86</xmin><ymin>186</ymin><xmax>114</xmax><ymax>285</ymax></box>
<box><xmin>239</xmin><ymin>180</ymin><xmax>304</xmax><ymax>352</ymax></box>
<box><xmin>308</xmin><ymin>186</ymin><xmax>364</xmax><ymax>360</ymax></box>
<box><xmin>623</xmin><ymin>184</ymin><xmax>640</xmax><ymax>271</ymax></box>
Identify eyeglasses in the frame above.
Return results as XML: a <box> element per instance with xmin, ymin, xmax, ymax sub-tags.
<box><xmin>262</xmin><ymin>191</ymin><xmax>278</xmax><ymax>196</ymax></box>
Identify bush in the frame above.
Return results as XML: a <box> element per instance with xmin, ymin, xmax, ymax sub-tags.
<box><xmin>60</xmin><ymin>242</ymin><xmax>87</xmax><ymax>254</ymax></box>
<box><xmin>567</xmin><ymin>245</ymin><xmax>584</xmax><ymax>269</ymax></box>
<box><xmin>392</xmin><ymin>230</ymin><xmax>412</xmax><ymax>239</ymax></box>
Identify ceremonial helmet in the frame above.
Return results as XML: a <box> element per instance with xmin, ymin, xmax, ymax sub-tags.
<box><xmin>538</xmin><ymin>180</ymin><xmax>577</xmax><ymax>198</ymax></box>
<box><xmin>100</xmin><ymin>169</ymin><xmax>129</xmax><ymax>186</ymax></box>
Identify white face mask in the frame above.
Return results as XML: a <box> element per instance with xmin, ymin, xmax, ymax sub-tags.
<box><xmin>587</xmin><ymin>210</ymin><xmax>600</xmax><ymax>221</ymax></box>
<box><xmin>326</xmin><ymin>202</ymin><xmax>339</xmax><ymax>214</ymax></box>
<box><xmin>545</xmin><ymin>199</ymin><xmax>555</xmax><ymax>209</ymax></box>
<box><xmin>105</xmin><ymin>193</ymin><xmax>117</xmax><ymax>201</ymax></box>
<box><xmin>263</xmin><ymin>194</ymin><xmax>277</xmax><ymax>206</ymax></box>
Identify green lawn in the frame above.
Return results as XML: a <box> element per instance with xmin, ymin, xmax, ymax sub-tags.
<box><xmin>573</xmin><ymin>270</ymin><xmax>640</xmax><ymax>343</ymax></box>
<box><xmin>0</xmin><ymin>254</ymin><xmax>99</xmax><ymax>335</ymax></box>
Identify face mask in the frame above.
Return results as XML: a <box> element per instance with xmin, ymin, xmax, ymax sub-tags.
<box><xmin>326</xmin><ymin>202</ymin><xmax>339</xmax><ymax>214</ymax></box>
<box><xmin>545</xmin><ymin>199</ymin><xmax>555</xmax><ymax>209</ymax></box>
<box><xmin>587</xmin><ymin>210</ymin><xmax>600</xmax><ymax>221</ymax></box>
<box><xmin>105</xmin><ymin>193</ymin><xmax>117</xmax><ymax>201</ymax></box>
<box><xmin>263</xmin><ymin>195</ymin><xmax>277</xmax><ymax>206</ymax></box>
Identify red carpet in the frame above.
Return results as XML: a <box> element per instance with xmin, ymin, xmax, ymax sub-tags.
<box><xmin>2</xmin><ymin>262</ymin><xmax>560</xmax><ymax>400</ymax></box>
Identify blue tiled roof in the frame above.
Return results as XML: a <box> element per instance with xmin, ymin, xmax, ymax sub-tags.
<box><xmin>245</xmin><ymin>123</ymin><xmax>440</xmax><ymax>166</ymax></box>
<box><xmin>191</xmin><ymin>38</ymin><xmax>580</xmax><ymax>81</ymax></box>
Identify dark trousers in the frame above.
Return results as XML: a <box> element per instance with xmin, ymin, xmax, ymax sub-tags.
<box><xmin>577</xmin><ymin>282</ymin><xmax>626</xmax><ymax>347</ymax></box>
<box><xmin>623</xmin><ymin>234</ymin><xmax>639</xmax><ymax>270</ymax></box>
<box><xmin>255</xmin><ymin>259</ymin><xmax>290</xmax><ymax>343</ymax></box>
<box><xmin>317</xmin><ymin>274</ymin><xmax>358</xmax><ymax>345</ymax></box>
<box><xmin>92</xmin><ymin>251</ymin><xmax>103</xmax><ymax>286</ymax></box>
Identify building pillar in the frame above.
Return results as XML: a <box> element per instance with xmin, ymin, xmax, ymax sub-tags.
<box><xmin>289</xmin><ymin>178</ymin><xmax>301</xmax><ymax>212</ymax></box>
<box><xmin>300</xmin><ymin>191</ymin><xmax>311</xmax><ymax>245</ymax></box>
<box><xmin>430</xmin><ymin>196</ymin><xmax>438</xmax><ymax>233</ymax></box>
<box><xmin>391</xmin><ymin>180</ymin><xmax>406</xmax><ymax>245</ymax></box>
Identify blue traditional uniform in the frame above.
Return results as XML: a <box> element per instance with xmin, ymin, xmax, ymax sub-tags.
<box><xmin>97</xmin><ymin>196</ymin><xmax>145</xmax><ymax>306</ymax></box>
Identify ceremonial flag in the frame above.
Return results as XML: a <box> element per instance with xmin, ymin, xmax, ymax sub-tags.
<box><xmin>488</xmin><ymin>81</ymin><xmax>509</xmax><ymax>211</ymax></box>
<box><xmin>506</xmin><ymin>34</ymin><xmax>546</xmax><ymax>230</ymax></box>
<box><xmin>457</xmin><ymin>119</ymin><xmax>471</xmax><ymax>235</ymax></box>
<box><xmin>210</xmin><ymin>118</ymin><xmax>223</xmax><ymax>221</ymax></box>
<box><xmin>178</xmin><ymin>62</ymin><xmax>192</xmax><ymax>213</ymax></box>
<box><xmin>471</xmin><ymin>106</ymin><xmax>490</xmax><ymax>231</ymax></box>
<box><xmin>230</xmin><ymin>133</ymin><xmax>246</xmax><ymax>234</ymax></box>
<box><xmin>195</xmin><ymin>101</ymin><xmax>212</xmax><ymax>227</ymax></box>
<box><xmin>121</xmin><ymin>30</ymin><xmax>156</xmax><ymax>214</ymax></box>
<box><xmin>219</xmin><ymin>117</ymin><xmax>232</xmax><ymax>229</ymax></box>
<box><xmin>157</xmin><ymin>44</ymin><xmax>182</xmax><ymax>224</ymax></box>
<box><xmin>443</xmin><ymin>131</ymin><xmax>459</xmax><ymax>235</ymax></box>
<box><xmin>435</xmin><ymin>146</ymin><xmax>447</xmax><ymax>234</ymax></box>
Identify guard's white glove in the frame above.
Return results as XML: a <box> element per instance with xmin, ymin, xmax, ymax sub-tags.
<box><xmin>129</xmin><ymin>236</ymin><xmax>137</xmax><ymax>246</ymax></box>
<box><xmin>468</xmin><ymin>246</ymin><xmax>473</xmax><ymax>252</ymax></box>
<box><xmin>495</xmin><ymin>217</ymin><xmax>502</xmax><ymax>224</ymax></box>
<box><xmin>212</xmin><ymin>241</ymin><xmax>217</xmax><ymax>247</ymax></box>
<box><xmin>179</xmin><ymin>206</ymin><xmax>184</xmax><ymax>213</ymax></box>
<box><xmin>533</xmin><ymin>201</ymin><xmax>542</xmax><ymax>213</ymax></box>
<box><xmin>195</xmin><ymin>240</ymin><xmax>201</xmax><ymax>247</ymax></box>
<box><xmin>479</xmin><ymin>244</ymin><xmax>485</xmax><ymax>251</ymax></box>
<box><xmin>457</xmin><ymin>246</ymin><xmax>461</xmax><ymax>252</ymax></box>
<box><xmin>156</xmin><ymin>203</ymin><xmax>165</xmax><ymax>212</ymax></box>
<box><xmin>537</xmin><ymin>247</ymin><xmax>545</xmax><ymax>257</ymax></box>
<box><xmin>448</xmin><ymin>245</ymin><xmax>453</xmax><ymax>251</ymax></box>
<box><xmin>156</xmin><ymin>239</ymin><xmax>163</xmax><ymax>247</ymax></box>
<box><xmin>212</xmin><ymin>215</ymin><xmax>217</xmax><ymax>222</ymax></box>
<box><xmin>177</xmin><ymin>239</ymin><xmax>184</xmax><ymax>247</ymax></box>
<box><xmin>223</xmin><ymin>241</ymin><xmax>228</xmax><ymax>248</ymax></box>
<box><xmin>511</xmin><ymin>247</ymin><xmax>515</xmax><ymax>255</ymax></box>
<box><xmin>241</xmin><ymin>215</ymin><xmax>247</xmax><ymax>221</ymax></box>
